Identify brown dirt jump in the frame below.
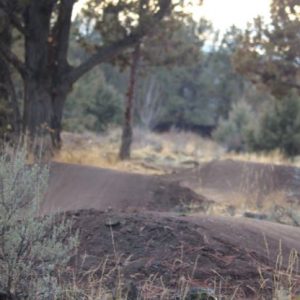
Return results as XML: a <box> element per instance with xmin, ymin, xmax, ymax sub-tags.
<box><xmin>43</xmin><ymin>162</ymin><xmax>211</xmax><ymax>214</ymax></box>
<box><xmin>44</xmin><ymin>161</ymin><xmax>300</xmax><ymax>298</ymax></box>
<box><xmin>170</xmin><ymin>159</ymin><xmax>300</xmax><ymax>205</ymax></box>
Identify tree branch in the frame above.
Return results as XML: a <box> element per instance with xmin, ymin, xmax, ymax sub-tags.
<box><xmin>0</xmin><ymin>41</ymin><xmax>27</xmax><ymax>78</ymax></box>
<box><xmin>0</xmin><ymin>2</ymin><xmax>26</xmax><ymax>36</ymax></box>
<box><xmin>253</xmin><ymin>68</ymin><xmax>300</xmax><ymax>92</ymax></box>
<box><xmin>66</xmin><ymin>0</ymin><xmax>171</xmax><ymax>85</ymax></box>
<box><xmin>0</xmin><ymin>56</ymin><xmax>21</xmax><ymax>133</ymax></box>
<box><xmin>51</xmin><ymin>0</ymin><xmax>74</xmax><ymax>70</ymax></box>
<box><xmin>8</xmin><ymin>13</ymin><xmax>26</xmax><ymax>36</ymax></box>
<box><xmin>66</xmin><ymin>32</ymin><xmax>142</xmax><ymax>84</ymax></box>
<box><xmin>283</xmin><ymin>80</ymin><xmax>300</xmax><ymax>91</ymax></box>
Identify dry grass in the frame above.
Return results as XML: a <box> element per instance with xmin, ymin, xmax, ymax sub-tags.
<box><xmin>258</xmin><ymin>241</ymin><xmax>300</xmax><ymax>300</ymax></box>
<box><xmin>60</xmin><ymin>234</ymin><xmax>300</xmax><ymax>300</ymax></box>
<box><xmin>223</xmin><ymin>150</ymin><xmax>291</xmax><ymax>166</ymax></box>
<box><xmin>55</xmin><ymin>129</ymin><xmax>300</xmax><ymax>172</ymax></box>
<box><xmin>190</xmin><ymin>184</ymin><xmax>300</xmax><ymax>227</ymax></box>
<box><xmin>54</xmin><ymin>129</ymin><xmax>223</xmax><ymax>174</ymax></box>
<box><xmin>61</xmin><ymin>257</ymin><xmax>129</xmax><ymax>300</ymax></box>
<box><xmin>60</xmin><ymin>229</ymin><xmax>221</xmax><ymax>300</ymax></box>
<box><xmin>54</xmin><ymin>130</ymin><xmax>164</xmax><ymax>175</ymax></box>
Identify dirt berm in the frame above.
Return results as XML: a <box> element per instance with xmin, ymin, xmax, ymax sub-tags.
<box><xmin>42</xmin><ymin>162</ymin><xmax>211</xmax><ymax>214</ymax></box>
<box><xmin>44</xmin><ymin>162</ymin><xmax>300</xmax><ymax>298</ymax></box>
<box><xmin>170</xmin><ymin>159</ymin><xmax>300</xmax><ymax>205</ymax></box>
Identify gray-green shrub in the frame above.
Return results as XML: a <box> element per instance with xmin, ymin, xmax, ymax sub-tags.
<box><xmin>0</xmin><ymin>148</ymin><xmax>78</xmax><ymax>299</ymax></box>
<box><xmin>213</xmin><ymin>101</ymin><xmax>254</xmax><ymax>152</ymax></box>
<box><xmin>247</xmin><ymin>92</ymin><xmax>300</xmax><ymax>157</ymax></box>
<box><xmin>64</xmin><ymin>68</ymin><xmax>123</xmax><ymax>133</ymax></box>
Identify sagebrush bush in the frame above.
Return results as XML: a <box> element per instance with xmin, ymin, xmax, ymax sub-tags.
<box><xmin>0</xmin><ymin>148</ymin><xmax>78</xmax><ymax>299</ymax></box>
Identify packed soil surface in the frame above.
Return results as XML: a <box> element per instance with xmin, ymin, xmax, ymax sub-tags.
<box><xmin>67</xmin><ymin>209</ymin><xmax>300</xmax><ymax>299</ymax></box>
<box><xmin>44</xmin><ymin>161</ymin><xmax>300</xmax><ymax>298</ymax></box>
<box><xmin>169</xmin><ymin>159</ymin><xmax>300</xmax><ymax>207</ymax></box>
<box><xmin>43</xmin><ymin>162</ymin><xmax>211</xmax><ymax>214</ymax></box>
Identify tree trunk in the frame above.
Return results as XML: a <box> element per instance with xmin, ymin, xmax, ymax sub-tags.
<box><xmin>22</xmin><ymin>0</ymin><xmax>71</xmax><ymax>156</ymax></box>
<box><xmin>23</xmin><ymin>78</ymin><xmax>68</xmax><ymax>156</ymax></box>
<box><xmin>50</xmin><ymin>91</ymin><xmax>67</xmax><ymax>150</ymax></box>
<box><xmin>119</xmin><ymin>44</ymin><xmax>140</xmax><ymax>160</ymax></box>
<box><xmin>0</xmin><ymin>57</ymin><xmax>22</xmax><ymax>139</ymax></box>
<box><xmin>0</xmin><ymin>15</ymin><xmax>21</xmax><ymax>141</ymax></box>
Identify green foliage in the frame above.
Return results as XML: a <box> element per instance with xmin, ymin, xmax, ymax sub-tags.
<box><xmin>69</xmin><ymin>24</ymin><xmax>258</xmax><ymax>135</ymax></box>
<box><xmin>141</xmin><ymin>16</ymin><xmax>206</xmax><ymax>68</ymax></box>
<box><xmin>233</xmin><ymin>0</ymin><xmax>300</xmax><ymax>97</ymax></box>
<box><xmin>213</xmin><ymin>101</ymin><xmax>255</xmax><ymax>152</ymax></box>
<box><xmin>75</xmin><ymin>0</ymin><xmax>187</xmax><ymax>68</ymax></box>
<box><xmin>147</xmin><ymin>35</ymin><xmax>248</xmax><ymax>130</ymax></box>
<box><xmin>247</xmin><ymin>92</ymin><xmax>300</xmax><ymax>157</ymax></box>
<box><xmin>68</xmin><ymin>17</ymin><xmax>216</xmax><ymax>133</ymax></box>
<box><xmin>213</xmin><ymin>91</ymin><xmax>300</xmax><ymax>157</ymax></box>
<box><xmin>0</xmin><ymin>149</ymin><xmax>78</xmax><ymax>299</ymax></box>
<box><xmin>64</xmin><ymin>67</ymin><xmax>123</xmax><ymax>132</ymax></box>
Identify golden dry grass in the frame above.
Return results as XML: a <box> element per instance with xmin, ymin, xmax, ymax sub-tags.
<box><xmin>55</xmin><ymin>129</ymin><xmax>300</xmax><ymax>172</ymax></box>
<box><xmin>54</xmin><ymin>130</ymin><xmax>163</xmax><ymax>175</ymax></box>
<box><xmin>54</xmin><ymin>129</ymin><xmax>223</xmax><ymax>174</ymax></box>
<box><xmin>223</xmin><ymin>150</ymin><xmax>294</xmax><ymax>166</ymax></box>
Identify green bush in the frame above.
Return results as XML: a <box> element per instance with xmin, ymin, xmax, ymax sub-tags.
<box><xmin>64</xmin><ymin>67</ymin><xmax>123</xmax><ymax>133</ymax></box>
<box><xmin>247</xmin><ymin>93</ymin><xmax>300</xmax><ymax>157</ymax></box>
<box><xmin>213</xmin><ymin>101</ymin><xmax>255</xmax><ymax>152</ymax></box>
<box><xmin>0</xmin><ymin>148</ymin><xmax>78</xmax><ymax>299</ymax></box>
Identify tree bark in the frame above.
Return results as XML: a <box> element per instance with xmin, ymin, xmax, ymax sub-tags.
<box><xmin>119</xmin><ymin>44</ymin><xmax>140</xmax><ymax>160</ymax></box>
<box><xmin>0</xmin><ymin>13</ymin><xmax>21</xmax><ymax>141</ymax></box>
<box><xmin>23</xmin><ymin>79</ymin><xmax>68</xmax><ymax>155</ymax></box>
<box><xmin>21</xmin><ymin>0</ymin><xmax>72</xmax><ymax>155</ymax></box>
<box><xmin>21</xmin><ymin>82</ymin><xmax>70</xmax><ymax>156</ymax></box>
<box><xmin>0</xmin><ymin>56</ymin><xmax>21</xmax><ymax>138</ymax></box>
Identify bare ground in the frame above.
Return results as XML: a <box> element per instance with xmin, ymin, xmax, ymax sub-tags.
<box><xmin>169</xmin><ymin>159</ymin><xmax>300</xmax><ymax>205</ymax></box>
<box><xmin>43</xmin><ymin>162</ymin><xmax>211</xmax><ymax>214</ymax></box>
<box><xmin>44</xmin><ymin>161</ymin><xmax>300</xmax><ymax>299</ymax></box>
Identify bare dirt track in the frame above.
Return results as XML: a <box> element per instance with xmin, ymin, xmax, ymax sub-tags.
<box><xmin>169</xmin><ymin>159</ymin><xmax>300</xmax><ymax>205</ymax></box>
<box><xmin>43</xmin><ymin>162</ymin><xmax>210</xmax><ymax>214</ymax></box>
<box><xmin>44</xmin><ymin>161</ymin><xmax>300</xmax><ymax>298</ymax></box>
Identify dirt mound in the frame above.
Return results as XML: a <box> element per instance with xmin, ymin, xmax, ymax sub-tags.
<box><xmin>66</xmin><ymin>209</ymin><xmax>300</xmax><ymax>299</ymax></box>
<box><xmin>42</xmin><ymin>162</ymin><xmax>211</xmax><ymax>214</ymax></box>
<box><xmin>201</xmin><ymin>160</ymin><xmax>299</xmax><ymax>195</ymax></box>
<box><xmin>44</xmin><ymin>162</ymin><xmax>300</xmax><ymax>298</ymax></box>
<box><xmin>170</xmin><ymin>159</ymin><xmax>300</xmax><ymax>204</ymax></box>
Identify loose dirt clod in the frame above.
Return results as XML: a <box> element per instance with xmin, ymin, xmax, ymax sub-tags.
<box><xmin>105</xmin><ymin>217</ymin><xmax>121</xmax><ymax>227</ymax></box>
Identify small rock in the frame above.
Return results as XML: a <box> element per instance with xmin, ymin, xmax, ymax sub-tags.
<box><xmin>185</xmin><ymin>287</ymin><xmax>217</xmax><ymax>300</ymax></box>
<box><xmin>105</xmin><ymin>217</ymin><xmax>121</xmax><ymax>227</ymax></box>
<box><xmin>105</xmin><ymin>206</ymin><xmax>113</xmax><ymax>213</ymax></box>
<box><xmin>244</xmin><ymin>211</ymin><xmax>268</xmax><ymax>220</ymax></box>
<box><xmin>181</xmin><ymin>160</ymin><xmax>200</xmax><ymax>167</ymax></box>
